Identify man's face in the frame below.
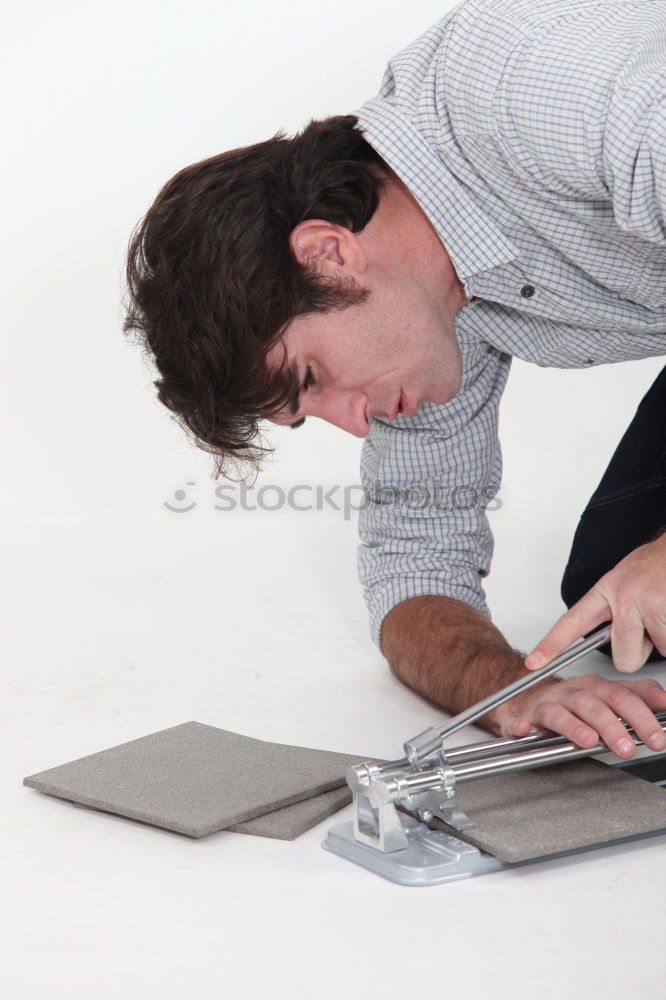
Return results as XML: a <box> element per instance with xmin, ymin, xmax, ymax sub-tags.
<box><xmin>266</xmin><ymin>277</ymin><xmax>465</xmax><ymax>437</ymax></box>
<box><xmin>266</xmin><ymin>179</ymin><xmax>469</xmax><ymax>436</ymax></box>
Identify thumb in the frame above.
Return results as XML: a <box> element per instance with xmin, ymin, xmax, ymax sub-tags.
<box><xmin>525</xmin><ymin>590</ymin><xmax>610</xmax><ymax>669</ymax></box>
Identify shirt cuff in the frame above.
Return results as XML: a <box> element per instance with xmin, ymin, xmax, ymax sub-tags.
<box><xmin>365</xmin><ymin>574</ymin><xmax>492</xmax><ymax>650</ymax></box>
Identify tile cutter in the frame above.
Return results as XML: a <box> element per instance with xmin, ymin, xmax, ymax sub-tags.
<box><xmin>323</xmin><ymin>624</ymin><xmax>666</xmax><ymax>885</ymax></box>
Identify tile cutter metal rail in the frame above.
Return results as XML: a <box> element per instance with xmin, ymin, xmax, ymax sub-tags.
<box><xmin>323</xmin><ymin>625</ymin><xmax>666</xmax><ymax>885</ymax></box>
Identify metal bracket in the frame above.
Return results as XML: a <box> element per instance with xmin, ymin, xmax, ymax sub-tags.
<box><xmin>347</xmin><ymin>753</ymin><xmax>473</xmax><ymax>854</ymax></box>
<box><xmin>348</xmin><ymin>763</ymin><xmax>409</xmax><ymax>853</ymax></box>
<box><xmin>416</xmin><ymin>767</ymin><xmax>474</xmax><ymax>832</ymax></box>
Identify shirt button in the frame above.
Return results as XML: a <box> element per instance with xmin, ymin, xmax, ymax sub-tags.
<box><xmin>520</xmin><ymin>284</ymin><xmax>535</xmax><ymax>298</ymax></box>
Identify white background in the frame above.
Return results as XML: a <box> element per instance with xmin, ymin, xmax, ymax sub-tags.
<box><xmin>3</xmin><ymin>1</ymin><xmax>666</xmax><ymax>997</ymax></box>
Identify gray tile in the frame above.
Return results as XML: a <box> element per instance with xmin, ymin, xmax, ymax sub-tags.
<box><xmin>23</xmin><ymin>722</ymin><xmax>369</xmax><ymax>838</ymax></box>
<box><xmin>229</xmin><ymin>785</ymin><xmax>353</xmax><ymax>840</ymax></box>
<box><xmin>433</xmin><ymin>758</ymin><xmax>666</xmax><ymax>864</ymax></box>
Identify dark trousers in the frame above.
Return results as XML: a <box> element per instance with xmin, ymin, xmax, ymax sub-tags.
<box><xmin>561</xmin><ymin>363</ymin><xmax>666</xmax><ymax>662</ymax></box>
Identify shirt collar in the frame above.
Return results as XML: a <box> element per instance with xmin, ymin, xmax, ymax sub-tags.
<box><xmin>356</xmin><ymin>97</ymin><xmax>519</xmax><ymax>281</ymax></box>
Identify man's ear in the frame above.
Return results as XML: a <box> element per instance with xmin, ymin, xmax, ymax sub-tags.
<box><xmin>288</xmin><ymin>220</ymin><xmax>366</xmax><ymax>275</ymax></box>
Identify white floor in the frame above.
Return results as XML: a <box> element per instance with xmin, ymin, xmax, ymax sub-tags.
<box><xmin>4</xmin><ymin>356</ymin><xmax>666</xmax><ymax>1000</ymax></box>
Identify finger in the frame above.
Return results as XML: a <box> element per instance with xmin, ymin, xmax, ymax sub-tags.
<box><xmin>585</xmin><ymin>678</ymin><xmax>666</xmax><ymax>752</ymax></box>
<box><xmin>568</xmin><ymin>673</ymin><xmax>666</xmax><ymax>749</ymax></box>
<box><xmin>503</xmin><ymin>717</ymin><xmax>533</xmax><ymax>739</ymax></box>
<box><xmin>556</xmin><ymin>686</ymin><xmax>638</xmax><ymax>757</ymax></box>
<box><xmin>610</xmin><ymin>597</ymin><xmax>652</xmax><ymax>672</ymax></box>
<box><xmin>642</xmin><ymin>602</ymin><xmax>666</xmax><ymax>660</ymax></box>
<box><xmin>576</xmin><ymin>672</ymin><xmax>666</xmax><ymax>707</ymax></box>
<box><xmin>614</xmin><ymin>678</ymin><xmax>666</xmax><ymax>750</ymax></box>
<box><xmin>628</xmin><ymin>676</ymin><xmax>666</xmax><ymax>711</ymax></box>
<box><xmin>525</xmin><ymin>589</ymin><xmax>610</xmax><ymax>669</ymax></box>
<box><xmin>534</xmin><ymin>700</ymin><xmax>600</xmax><ymax>748</ymax></box>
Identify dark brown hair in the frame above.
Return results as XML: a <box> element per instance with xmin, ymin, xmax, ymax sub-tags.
<box><xmin>122</xmin><ymin>115</ymin><xmax>386</xmax><ymax>477</ymax></box>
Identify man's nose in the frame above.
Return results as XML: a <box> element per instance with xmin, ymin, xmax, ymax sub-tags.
<box><xmin>310</xmin><ymin>390</ymin><xmax>370</xmax><ymax>437</ymax></box>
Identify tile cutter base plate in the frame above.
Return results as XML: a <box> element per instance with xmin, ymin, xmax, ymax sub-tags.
<box><xmin>323</xmin><ymin>813</ymin><xmax>503</xmax><ymax>886</ymax></box>
<box><xmin>322</xmin><ymin>754</ymin><xmax>666</xmax><ymax>886</ymax></box>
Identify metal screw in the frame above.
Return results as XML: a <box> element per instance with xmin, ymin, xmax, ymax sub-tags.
<box><xmin>420</xmin><ymin>809</ymin><xmax>433</xmax><ymax>823</ymax></box>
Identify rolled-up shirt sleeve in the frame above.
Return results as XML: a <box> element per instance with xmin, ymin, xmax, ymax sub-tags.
<box><xmin>357</xmin><ymin>319</ymin><xmax>511</xmax><ymax>648</ymax></box>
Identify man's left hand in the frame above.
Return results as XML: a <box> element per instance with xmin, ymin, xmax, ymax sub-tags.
<box><xmin>525</xmin><ymin>533</ymin><xmax>666</xmax><ymax>673</ymax></box>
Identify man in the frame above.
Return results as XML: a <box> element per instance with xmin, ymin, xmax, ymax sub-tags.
<box><xmin>123</xmin><ymin>0</ymin><xmax>666</xmax><ymax>757</ymax></box>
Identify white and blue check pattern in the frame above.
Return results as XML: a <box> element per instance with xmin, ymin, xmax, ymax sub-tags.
<box><xmin>355</xmin><ymin>0</ymin><xmax>666</xmax><ymax>647</ymax></box>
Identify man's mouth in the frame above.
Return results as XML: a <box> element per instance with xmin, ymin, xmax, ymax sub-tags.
<box><xmin>397</xmin><ymin>390</ymin><xmax>417</xmax><ymax>418</ymax></box>
<box><xmin>385</xmin><ymin>390</ymin><xmax>414</xmax><ymax>421</ymax></box>
<box><xmin>387</xmin><ymin>390</ymin><xmax>404</xmax><ymax>421</ymax></box>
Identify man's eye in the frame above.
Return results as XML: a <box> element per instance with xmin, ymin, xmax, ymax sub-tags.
<box><xmin>303</xmin><ymin>365</ymin><xmax>315</xmax><ymax>391</ymax></box>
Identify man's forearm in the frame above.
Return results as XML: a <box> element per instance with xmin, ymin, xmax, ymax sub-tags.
<box><xmin>380</xmin><ymin>594</ymin><xmax>556</xmax><ymax>734</ymax></box>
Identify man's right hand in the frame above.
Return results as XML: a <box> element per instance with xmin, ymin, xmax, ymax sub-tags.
<box><xmin>493</xmin><ymin>672</ymin><xmax>666</xmax><ymax>759</ymax></box>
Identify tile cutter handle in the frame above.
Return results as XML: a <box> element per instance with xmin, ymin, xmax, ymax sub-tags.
<box><xmin>403</xmin><ymin>624</ymin><xmax>612</xmax><ymax>766</ymax></box>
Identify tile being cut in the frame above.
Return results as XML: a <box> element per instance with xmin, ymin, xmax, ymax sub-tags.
<box><xmin>23</xmin><ymin>722</ymin><xmax>368</xmax><ymax>839</ymax></box>
<box><xmin>433</xmin><ymin>758</ymin><xmax>666</xmax><ymax>864</ymax></box>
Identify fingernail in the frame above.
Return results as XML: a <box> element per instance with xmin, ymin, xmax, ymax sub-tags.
<box><xmin>648</xmin><ymin>732</ymin><xmax>666</xmax><ymax>750</ymax></box>
<box><xmin>526</xmin><ymin>653</ymin><xmax>544</xmax><ymax>668</ymax></box>
<box><xmin>617</xmin><ymin>737</ymin><xmax>634</xmax><ymax>756</ymax></box>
